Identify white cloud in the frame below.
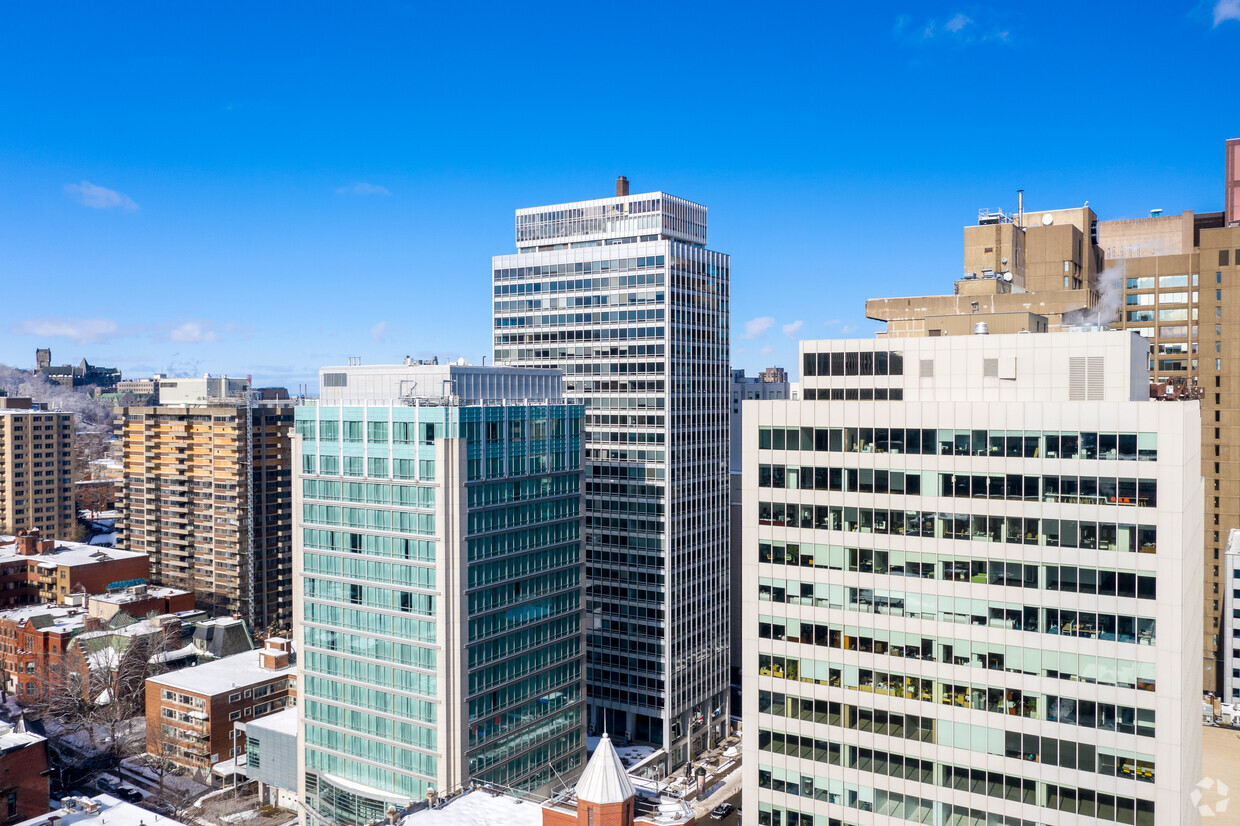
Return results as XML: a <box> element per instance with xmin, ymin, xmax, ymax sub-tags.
<box><xmin>782</xmin><ymin>320</ymin><xmax>804</xmax><ymax>337</ymax></box>
<box><xmin>743</xmin><ymin>316</ymin><xmax>776</xmax><ymax>339</ymax></box>
<box><xmin>897</xmin><ymin>11</ymin><xmax>1010</xmax><ymax>43</ymax></box>
<box><xmin>63</xmin><ymin>181</ymin><xmax>138</xmax><ymax>211</ymax></box>
<box><xmin>944</xmin><ymin>12</ymin><xmax>972</xmax><ymax>32</ymax></box>
<box><xmin>824</xmin><ymin>318</ymin><xmax>841</xmax><ymax>326</ymax></box>
<box><xmin>1216</xmin><ymin>0</ymin><xmax>1240</xmax><ymax>25</ymax></box>
<box><xmin>336</xmin><ymin>182</ymin><xmax>391</xmax><ymax>196</ymax></box>
<box><xmin>371</xmin><ymin>321</ymin><xmax>388</xmax><ymax>342</ymax></box>
<box><xmin>167</xmin><ymin>321</ymin><xmax>219</xmax><ymax>343</ymax></box>
<box><xmin>841</xmin><ymin>324</ymin><xmax>858</xmax><ymax>335</ymax></box>
<box><xmin>12</xmin><ymin>317</ymin><xmax>121</xmax><ymax>345</ymax></box>
<box><xmin>760</xmin><ymin>345</ymin><xmax>775</xmax><ymax>356</ymax></box>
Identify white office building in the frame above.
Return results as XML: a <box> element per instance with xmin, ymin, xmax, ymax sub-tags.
<box><xmin>493</xmin><ymin>178</ymin><xmax>730</xmax><ymax>769</ymax></box>
<box><xmin>741</xmin><ymin>331</ymin><xmax>1202</xmax><ymax>826</ymax></box>
<box><xmin>1223</xmin><ymin>529</ymin><xmax>1240</xmax><ymax>703</ymax></box>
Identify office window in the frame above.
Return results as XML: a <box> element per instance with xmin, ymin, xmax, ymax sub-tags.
<box><xmin>1222</xmin><ymin>250</ymin><xmax>1231</xmax><ymax>267</ymax></box>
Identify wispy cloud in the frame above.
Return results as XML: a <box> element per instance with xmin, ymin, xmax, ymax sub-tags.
<box><xmin>1216</xmin><ymin>0</ymin><xmax>1240</xmax><ymax>25</ymax></box>
<box><xmin>760</xmin><ymin>345</ymin><xmax>775</xmax><ymax>356</ymax></box>
<box><xmin>64</xmin><ymin>181</ymin><xmax>138</xmax><ymax>211</ymax></box>
<box><xmin>371</xmin><ymin>321</ymin><xmax>389</xmax><ymax>342</ymax></box>
<box><xmin>944</xmin><ymin>12</ymin><xmax>972</xmax><ymax>32</ymax></box>
<box><xmin>895</xmin><ymin>11</ymin><xmax>1010</xmax><ymax>44</ymax></box>
<box><xmin>336</xmin><ymin>182</ymin><xmax>391</xmax><ymax>196</ymax></box>
<box><xmin>841</xmin><ymin>324</ymin><xmax>858</xmax><ymax>335</ymax></box>
<box><xmin>743</xmin><ymin>316</ymin><xmax>776</xmax><ymax>339</ymax></box>
<box><xmin>782</xmin><ymin>320</ymin><xmax>804</xmax><ymax>337</ymax></box>
<box><xmin>166</xmin><ymin>320</ymin><xmax>220</xmax><ymax>343</ymax></box>
<box><xmin>824</xmin><ymin>319</ymin><xmax>841</xmax><ymax>327</ymax></box>
<box><xmin>12</xmin><ymin>317</ymin><xmax>121</xmax><ymax>345</ymax></box>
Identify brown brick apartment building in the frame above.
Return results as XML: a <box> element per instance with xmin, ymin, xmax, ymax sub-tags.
<box><xmin>145</xmin><ymin>637</ymin><xmax>295</xmax><ymax>769</ymax></box>
<box><xmin>119</xmin><ymin>397</ymin><xmax>294</xmax><ymax>629</ymax></box>
<box><xmin>0</xmin><ymin>399</ymin><xmax>74</xmax><ymax>540</ymax></box>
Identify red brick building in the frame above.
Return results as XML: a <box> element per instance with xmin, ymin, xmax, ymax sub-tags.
<box><xmin>74</xmin><ymin>480</ymin><xmax>117</xmax><ymax>516</ymax></box>
<box><xmin>0</xmin><ymin>721</ymin><xmax>49</xmax><ymax>823</ymax></box>
<box><xmin>145</xmin><ymin>637</ymin><xmax>295</xmax><ymax>769</ymax></box>
<box><xmin>0</xmin><ymin>531</ymin><xmax>149</xmax><ymax>607</ymax></box>
<box><xmin>0</xmin><ymin>604</ymin><xmax>190</xmax><ymax>702</ymax></box>
<box><xmin>0</xmin><ymin>604</ymin><xmax>89</xmax><ymax>701</ymax></box>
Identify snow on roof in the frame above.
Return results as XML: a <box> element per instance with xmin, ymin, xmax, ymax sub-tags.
<box><xmin>403</xmin><ymin>790</ymin><xmax>542</xmax><ymax>826</ymax></box>
<box><xmin>0</xmin><ymin>534</ymin><xmax>145</xmax><ymax>567</ymax></box>
<box><xmin>77</xmin><ymin>616</ymin><xmax>170</xmax><ymax>643</ymax></box>
<box><xmin>146</xmin><ymin>646</ymin><xmax>294</xmax><ymax>696</ymax></box>
<box><xmin>0</xmin><ymin>603</ymin><xmax>90</xmax><ymax>633</ymax></box>
<box><xmin>13</xmin><ymin>795</ymin><xmax>190</xmax><ymax>826</ymax></box>
<box><xmin>91</xmin><ymin>586</ymin><xmax>190</xmax><ymax>605</ymax></box>
<box><xmin>244</xmin><ymin>706</ymin><xmax>297</xmax><ymax>736</ymax></box>
<box><xmin>574</xmin><ymin>733</ymin><xmax>635</xmax><ymax>804</ymax></box>
<box><xmin>0</xmin><ymin>721</ymin><xmax>44</xmax><ymax>753</ymax></box>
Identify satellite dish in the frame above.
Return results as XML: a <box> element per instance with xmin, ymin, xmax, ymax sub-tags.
<box><xmin>1041</xmin><ymin>213</ymin><xmax>1054</xmax><ymax>226</ymax></box>
<box><xmin>1001</xmin><ymin>257</ymin><xmax>1008</xmax><ymax>265</ymax></box>
<box><xmin>1003</xmin><ymin>272</ymin><xmax>1013</xmax><ymax>282</ymax></box>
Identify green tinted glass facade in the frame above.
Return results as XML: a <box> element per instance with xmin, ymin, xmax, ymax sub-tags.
<box><xmin>297</xmin><ymin>400</ymin><xmax>585</xmax><ymax>824</ymax></box>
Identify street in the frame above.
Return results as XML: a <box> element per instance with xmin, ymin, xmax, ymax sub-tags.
<box><xmin>700</xmin><ymin>788</ymin><xmax>742</xmax><ymax>825</ymax></box>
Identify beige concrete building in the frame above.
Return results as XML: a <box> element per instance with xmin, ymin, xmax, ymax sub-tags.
<box><xmin>867</xmin><ymin>203</ymin><xmax>1102</xmax><ymax>338</ymax></box>
<box><xmin>863</xmin><ymin>139</ymin><xmax>1240</xmax><ymax>691</ymax></box>
<box><xmin>118</xmin><ymin>398</ymin><xmax>294</xmax><ymax>630</ymax></box>
<box><xmin>0</xmin><ymin>398</ymin><xmax>75</xmax><ymax>539</ymax></box>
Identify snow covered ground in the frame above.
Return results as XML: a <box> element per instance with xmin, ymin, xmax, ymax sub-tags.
<box><xmin>585</xmin><ymin>736</ymin><xmax>657</xmax><ymax>768</ymax></box>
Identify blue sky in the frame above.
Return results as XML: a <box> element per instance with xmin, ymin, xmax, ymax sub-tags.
<box><xmin>1</xmin><ymin>2</ymin><xmax>1237</xmax><ymax>390</ymax></box>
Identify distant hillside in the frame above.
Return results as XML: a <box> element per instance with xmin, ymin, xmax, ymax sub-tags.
<box><xmin>0</xmin><ymin>364</ymin><xmax>115</xmax><ymax>429</ymax></box>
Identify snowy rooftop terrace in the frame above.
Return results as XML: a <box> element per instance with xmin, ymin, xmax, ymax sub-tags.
<box><xmin>146</xmin><ymin>646</ymin><xmax>294</xmax><ymax>696</ymax></box>
<box><xmin>0</xmin><ymin>534</ymin><xmax>145</xmax><ymax>568</ymax></box>
<box><xmin>14</xmin><ymin>795</ymin><xmax>190</xmax><ymax>826</ymax></box>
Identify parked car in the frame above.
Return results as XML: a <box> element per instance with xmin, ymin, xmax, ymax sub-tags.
<box><xmin>117</xmin><ymin>786</ymin><xmax>144</xmax><ymax>804</ymax></box>
<box><xmin>94</xmin><ymin>777</ymin><xmax>118</xmax><ymax>793</ymax></box>
<box><xmin>143</xmin><ymin>801</ymin><xmax>177</xmax><ymax>817</ymax></box>
<box><xmin>710</xmin><ymin>803</ymin><xmax>735</xmax><ymax>821</ymax></box>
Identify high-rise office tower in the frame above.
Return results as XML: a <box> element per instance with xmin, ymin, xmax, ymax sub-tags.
<box><xmin>492</xmin><ymin>179</ymin><xmax>731</xmax><ymax>769</ymax></box>
<box><xmin>118</xmin><ymin>386</ymin><xmax>294</xmax><ymax>629</ymax></box>
<box><xmin>742</xmin><ymin>331</ymin><xmax>1202</xmax><ymax>825</ymax></box>
<box><xmin>0</xmin><ymin>397</ymin><xmax>74</xmax><ymax>538</ymax></box>
<box><xmin>293</xmin><ymin>363</ymin><xmax>586</xmax><ymax>824</ymax></box>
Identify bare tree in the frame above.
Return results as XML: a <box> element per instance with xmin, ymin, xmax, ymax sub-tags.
<box><xmin>22</xmin><ymin>647</ymin><xmax>100</xmax><ymax>766</ymax></box>
<box><xmin>88</xmin><ymin>623</ymin><xmax>177</xmax><ymax>772</ymax></box>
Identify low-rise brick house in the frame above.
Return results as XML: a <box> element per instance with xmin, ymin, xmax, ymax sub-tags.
<box><xmin>0</xmin><ymin>531</ymin><xmax>149</xmax><ymax>607</ymax></box>
<box><xmin>0</xmin><ymin>604</ymin><xmax>89</xmax><ymax>700</ymax></box>
<box><xmin>0</xmin><ymin>720</ymin><xmax>49</xmax><ymax>823</ymax></box>
<box><xmin>145</xmin><ymin>637</ymin><xmax>295</xmax><ymax>769</ymax></box>
<box><xmin>0</xmin><ymin>605</ymin><xmax>191</xmax><ymax>702</ymax></box>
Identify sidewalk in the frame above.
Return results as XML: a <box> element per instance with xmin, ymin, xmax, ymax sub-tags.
<box><xmin>681</xmin><ymin>733</ymin><xmax>744</xmax><ymax>817</ymax></box>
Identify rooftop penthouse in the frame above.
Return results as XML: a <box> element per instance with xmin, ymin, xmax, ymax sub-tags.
<box><xmin>515</xmin><ymin>179</ymin><xmax>707</xmax><ymax>247</ymax></box>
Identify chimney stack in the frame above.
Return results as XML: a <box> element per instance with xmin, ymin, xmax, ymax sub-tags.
<box><xmin>616</xmin><ymin>176</ymin><xmax>629</xmax><ymax>197</ymax></box>
<box><xmin>15</xmin><ymin>530</ymin><xmax>39</xmax><ymax>556</ymax></box>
